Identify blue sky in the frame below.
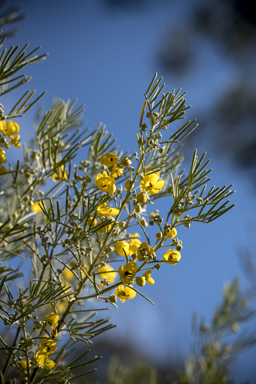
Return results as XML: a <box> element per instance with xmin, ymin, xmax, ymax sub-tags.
<box><xmin>3</xmin><ymin>0</ymin><xmax>256</xmax><ymax>381</ymax></box>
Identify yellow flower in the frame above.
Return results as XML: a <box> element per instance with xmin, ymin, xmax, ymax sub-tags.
<box><xmin>0</xmin><ymin>165</ymin><xmax>7</xmax><ymax>174</ymax></box>
<box><xmin>0</xmin><ymin>120</ymin><xmax>5</xmax><ymax>134</ymax></box>
<box><xmin>142</xmin><ymin>270</ymin><xmax>155</xmax><ymax>284</ymax></box>
<box><xmin>136</xmin><ymin>270</ymin><xmax>155</xmax><ymax>286</ymax></box>
<box><xmin>32</xmin><ymin>201</ymin><xmax>43</xmax><ymax>213</ymax></box>
<box><xmin>137</xmin><ymin>192</ymin><xmax>147</xmax><ymax>204</ymax></box>
<box><xmin>0</xmin><ymin>148</ymin><xmax>7</xmax><ymax>164</ymax></box>
<box><xmin>34</xmin><ymin>352</ymin><xmax>55</xmax><ymax>370</ymax></box>
<box><xmin>20</xmin><ymin>360</ymin><xmax>29</xmax><ymax>370</ymax></box>
<box><xmin>97</xmin><ymin>264</ymin><xmax>117</xmax><ymax>284</ymax></box>
<box><xmin>5</xmin><ymin>121</ymin><xmax>20</xmax><ymax>138</ymax></box>
<box><xmin>51</xmin><ymin>327</ymin><xmax>58</xmax><ymax>338</ymax></box>
<box><xmin>119</xmin><ymin>262</ymin><xmax>138</xmax><ymax>285</ymax></box>
<box><xmin>97</xmin><ymin>218</ymin><xmax>113</xmax><ymax>233</ymax></box>
<box><xmin>114</xmin><ymin>241</ymin><xmax>130</xmax><ymax>257</ymax></box>
<box><xmin>87</xmin><ymin>216</ymin><xmax>97</xmax><ymax>228</ymax></box>
<box><xmin>87</xmin><ymin>216</ymin><xmax>112</xmax><ymax>233</ymax></box>
<box><xmin>39</xmin><ymin>336</ymin><xmax>58</xmax><ymax>355</ymax></box>
<box><xmin>45</xmin><ymin>313</ymin><xmax>59</xmax><ymax>328</ymax></box>
<box><xmin>120</xmin><ymin>157</ymin><xmax>131</xmax><ymax>167</ymax></box>
<box><xmin>62</xmin><ymin>268</ymin><xmax>74</xmax><ymax>281</ymax></box>
<box><xmin>100</xmin><ymin>152</ymin><xmax>119</xmax><ymax>166</ymax></box>
<box><xmin>140</xmin><ymin>172</ymin><xmax>165</xmax><ymax>195</ymax></box>
<box><xmin>95</xmin><ymin>171</ymin><xmax>116</xmax><ymax>194</ymax></box>
<box><xmin>167</xmin><ymin>228</ymin><xmax>177</xmax><ymax>239</ymax></box>
<box><xmin>110</xmin><ymin>166</ymin><xmax>123</xmax><ymax>178</ymax></box>
<box><xmin>97</xmin><ymin>204</ymin><xmax>119</xmax><ymax>217</ymax></box>
<box><xmin>116</xmin><ymin>284</ymin><xmax>136</xmax><ymax>303</ymax></box>
<box><xmin>138</xmin><ymin>242</ymin><xmax>154</xmax><ymax>261</ymax></box>
<box><xmin>52</xmin><ymin>164</ymin><xmax>68</xmax><ymax>182</ymax></box>
<box><xmin>10</xmin><ymin>134</ymin><xmax>21</xmax><ymax>148</ymax></box>
<box><xmin>163</xmin><ymin>249</ymin><xmax>181</xmax><ymax>265</ymax></box>
<box><xmin>56</xmin><ymin>300</ymin><xmax>66</xmax><ymax>313</ymax></box>
<box><xmin>129</xmin><ymin>235</ymin><xmax>141</xmax><ymax>254</ymax></box>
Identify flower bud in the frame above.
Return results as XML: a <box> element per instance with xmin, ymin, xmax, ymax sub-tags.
<box><xmin>136</xmin><ymin>276</ymin><xmax>146</xmax><ymax>287</ymax></box>
<box><xmin>167</xmin><ymin>228</ymin><xmax>177</xmax><ymax>239</ymax></box>
<box><xmin>109</xmin><ymin>295</ymin><xmax>117</xmax><ymax>303</ymax></box>
<box><xmin>137</xmin><ymin>192</ymin><xmax>147</xmax><ymax>204</ymax></box>
<box><xmin>120</xmin><ymin>157</ymin><xmax>132</xmax><ymax>167</ymax></box>
<box><xmin>135</xmin><ymin>204</ymin><xmax>142</xmax><ymax>213</ymax></box>
<box><xmin>156</xmin><ymin>232</ymin><xmax>162</xmax><ymax>239</ymax></box>
<box><xmin>139</xmin><ymin>218</ymin><xmax>148</xmax><ymax>227</ymax></box>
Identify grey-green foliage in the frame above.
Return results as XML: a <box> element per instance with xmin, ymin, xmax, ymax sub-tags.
<box><xmin>106</xmin><ymin>355</ymin><xmax>159</xmax><ymax>384</ymax></box>
<box><xmin>137</xmin><ymin>74</ymin><xmax>235</xmax><ymax>234</ymax></box>
<box><xmin>0</xmin><ymin>4</ymin><xmax>46</xmax><ymax>118</ymax></box>
<box><xmin>179</xmin><ymin>278</ymin><xmax>256</xmax><ymax>384</ymax></box>
<box><xmin>103</xmin><ymin>279</ymin><xmax>256</xmax><ymax>384</ymax></box>
<box><xmin>0</xmin><ymin>5</ymin><xmax>236</xmax><ymax>381</ymax></box>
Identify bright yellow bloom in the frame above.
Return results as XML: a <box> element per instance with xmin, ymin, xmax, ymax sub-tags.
<box><xmin>56</xmin><ymin>300</ymin><xmax>66</xmax><ymax>313</ymax></box>
<box><xmin>95</xmin><ymin>171</ymin><xmax>116</xmax><ymax>194</ymax></box>
<box><xmin>167</xmin><ymin>228</ymin><xmax>177</xmax><ymax>239</ymax></box>
<box><xmin>129</xmin><ymin>235</ymin><xmax>141</xmax><ymax>254</ymax></box>
<box><xmin>163</xmin><ymin>249</ymin><xmax>181</xmax><ymax>265</ymax></box>
<box><xmin>62</xmin><ymin>268</ymin><xmax>74</xmax><ymax>281</ymax></box>
<box><xmin>119</xmin><ymin>262</ymin><xmax>138</xmax><ymax>285</ymax></box>
<box><xmin>10</xmin><ymin>134</ymin><xmax>21</xmax><ymax>148</ymax></box>
<box><xmin>0</xmin><ymin>165</ymin><xmax>7</xmax><ymax>174</ymax></box>
<box><xmin>136</xmin><ymin>270</ymin><xmax>155</xmax><ymax>286</ymax></box>
<box><xmin>114</xmin><ymin>241</ymin><xmax>130</xmax><ymax>257</ymax></box>
<box><xmin>137</xmin><ymin>192</ymin><xmax>147</xmax><ymax>204</ymax></box>
<box><xmin>140</xmin><ymin>172</ymin><xmax>165</xmax><ymax>195</ymax></box>
<box><xmin>0</xmin><ymin>148</ymin><xmax>7</xmax><ymax>164</ymax></box>
<box><xmin>116</xmin><ymin>284</ymin><xmax>136</xmax><ymax>303</ymax></box>
<box><xmin>100</xmin><ymin>152</ymin><xmax>119</xmax><ymax>166</ymax></box>
<box><xmin>52</xmin><ymin>164</ymin><xmax>68</xmax><ymax>182</ymax></box>
<box><xmin>32</xmin><ymin>201</ymin><xmax>43</xmax><ymax>213</ymax></box>
<box><xmin>51</xmin><ymin>327</ymin><xmax>58</xmax><ymax>338</ymax></box>
<box><xmin>142</xmin><ymin>270</ymin><xmax>155</xmax><ymax>284</ymax></box>
<box><xmin>0</xmin><ymin>120</ymin><xmax>20</xmax><ymax>138</ymax></box>
<box><xmin>0</xmin><ymin>120</ymin><xmax>5</xmax><ymax>134</ymax></box>
<box><xmin>97</xmin><ymin>264</ymin><xmax>117</xmax><ymax>284</ymax></box>
<box><xmin>87</xmin><ymin>216</ymin><xmax>112</xmax><ymax>233</ymax></box>
<box><xmin>34</xmin><ymin>352</ymin><xmax>55</xmax><ymax>370</ymax></box>
<box><xmin>110</xmin><ymin>166</ymin><xmax>123</xmax><ymax>178</ymax></box>
<box><xmin>138</xmin><ymin>242</ymin><xmax>154</xmax><ymax>261</ymax></box>
<box><xmin>120</xmin><ymin>157</ymin><xmax>131</xmax><ymax>167</ymax></box>
<box><xmin>97</xmin><ymin>204</ymin><xmax>119</xmax><ymax>217</ymax></box>
<box><xmin>97</xmin><ymin>219</ymin><xmax>113</xmax><ymax>233</ymax></box>
<box><xmin>45</xmin><ymin>313</ymin><xmax>59</xmax><ymax>328</ymax></box>
<box><xmin>87</xmin><ymin>216</ymin><xmax>97</xmax><ymax>227</ymax></box>
<box><xmin>39</xmin><ymin>336</ymin><xmax>58</xmax><ymax>355</ymax></box>
<box><xmin>20</xmin><ymin>360</ymin><xmax>28</xmax><ymax>370</ymax></box>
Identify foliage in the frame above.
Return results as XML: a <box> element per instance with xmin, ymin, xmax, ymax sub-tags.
<box><xmin>103</xmin><ymin>279</ymin><xmax>256</xmax><ymax>384</ymax></box>
<box><xmin>0</xmin><ymin>4</ymin><xmax>235</xmax><ymax>384</ymax></box>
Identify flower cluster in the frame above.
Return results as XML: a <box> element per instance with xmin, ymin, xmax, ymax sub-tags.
<box><xmin>34</xmin><ymin>336</ymin><xmax>57</xmax><ymax>370</ymax></box>
<box><xmin>20</xmin><ymin>313</ymin><xmax>59</xmax><ymax>373</ymax></box>
<box><xmin>0</xmin><ymin>120</ymin><xmax>21</xmax><ymax>174</ymax></box>
<box><xmin>91</xmin><ymin>151</ymin><xmax>182</xmax><ymax>303</ymax></box>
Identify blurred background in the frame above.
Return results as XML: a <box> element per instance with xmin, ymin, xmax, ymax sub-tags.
<box><xmin>2</xmin><ymin>0</ymin><xmax>256</xmax><ymax>382</ymax></box>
